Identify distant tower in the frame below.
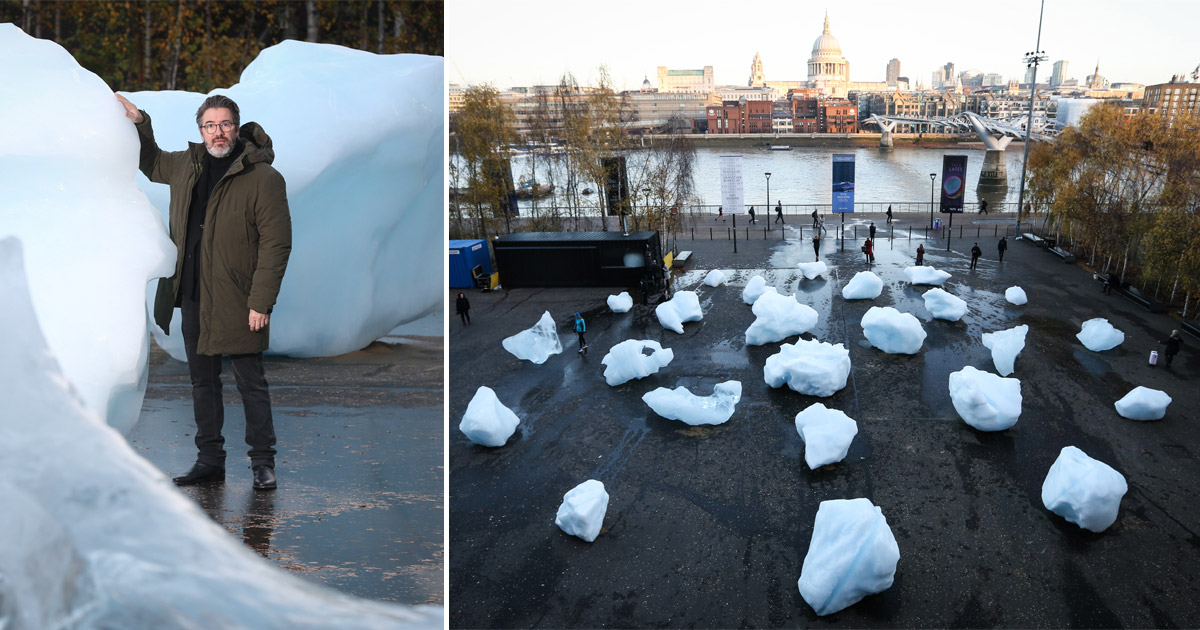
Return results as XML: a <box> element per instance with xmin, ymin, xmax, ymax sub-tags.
<box><xmin>1050</xmin><ymin>60</ymin><xmax>1068</xmax><ymax>88</ymax></box>
<box><xmin>886</xmin><ymin>58</ymin><xmax>901</xmax><ymax>83</ymax></box>
<box><xmin>749</xmin><ymin>51</ymin><xmax>765</xmax><ymax>87</ymax></box>
<box><xmin>1087</xmin><ymin>60</ymin><xmax>1103</xmax><ymax>89</ymax></box>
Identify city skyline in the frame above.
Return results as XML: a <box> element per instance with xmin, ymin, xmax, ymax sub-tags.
<box><xmin>446</xmin><ymin>0</ymin><xmax>1200</xmax><ymax>91</ymax></box>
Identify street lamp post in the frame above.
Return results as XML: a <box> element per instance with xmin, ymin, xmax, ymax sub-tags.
<box><xmin>765</xmin><ymin>172</ymin><xmax>772</xmax><ymax>225</ymax></box>
<box><xmin>1016</xmin><ymin>0</ymin><xmax>1048</xmax><ymax>238</ymax></box>
<box><xmin>929</xmin><ymin>173</ymin><xmax>937</xmax><ymax>230</ymax></box>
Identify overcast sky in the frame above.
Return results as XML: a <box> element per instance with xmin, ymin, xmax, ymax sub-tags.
<box><xmin>446</xmin><ymin>0</ymin><xmax>1198</xmax><ymax>91</ymax></box>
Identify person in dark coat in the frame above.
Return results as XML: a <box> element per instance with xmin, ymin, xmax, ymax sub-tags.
<box><xmin>717</xmin><ymin>205</ymin><xmax>724</xmax><ymax>221</ymax></box>
<box><xmin>812</xmin><ymin>232</ymin><xmax>821</xmax><ymax>261</ymax></box>
<box><xmin>916</xmin><ymin>243</ymin><xmax>925</xmax><ymax>266</ymax></box>
<box><xmin>456</xmin><ymin>292</ymin><xmax>471</xmax><ymax>326</ymax></box>
<box><xmin>748</xmin><ymin>206</ymin><xmax>757</xmax><ymax>224</ymax></box>
<box><xmin>775</xmin><ymin>201</ymin><xmax>784</xmax><ymax>224</ymax></box>
<box><xmin>1159</xmin><ymin>330</ymin><xmax>1184</xmax><ymax>367</ymax></box>
<box><xmin>970</xmin><ymin>242</ymin><xmax>982</xmax><ymax>270</ymax></box>
<box><xmin>978</xmin><ymin>199</ymin><xmax>989</xmax><ymax>214</ymax></box>
<box><xmin>869</xmin><ymin>222</ymin><xmax>876</xmax><ymax>241</ymax></box>
<box><xmin>998</xmin><ymin>236</ymin><xmax>1008</xmax><ymax>262</ymax></box>
<box><xmin>886</xmin><ymin>205</ymin><xmax>893</xmax><ymax>224</ymax></box>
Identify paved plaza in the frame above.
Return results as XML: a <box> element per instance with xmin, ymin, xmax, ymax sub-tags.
<box><xmin>449</xmin><ymin>213</ymin><xmax>1200</xmax><ymax>628</ymax></box>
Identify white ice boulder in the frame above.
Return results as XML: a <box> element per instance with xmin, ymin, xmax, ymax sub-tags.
<box><xmin>1114</xmin><ymin>386</ymin><xmax>1172</xmax><ymax>421</ymax></box>
<box><xmin>1041</xmin><ymin>446</ymin><xmax>1128</xmax><ymax>532</ymax></box>
<box><xmin>130</xmin><ymin>39</ymin><xmax>444</xmax><ymax>360</ymax></box>
<box><xmin>982</xmin><ymin>325</ymin><xmax>1029</xmax><ymax>376</ymax></box>
<box><xmin>1005</xmin><ymin>286</ymin><xmax>1028</xmax><ymax>305</ymax></box>
<box><xmin>502</xmin><ymin>311</ymin><xmax>563</xmax><ymax>364</ymax></box>
<box><xmin>607</xmin><ymin>292</ymin><xmax>633</xmax><ymax>313</ymax></box>
<box><xmin>794</xmin><ymin>403</ymin><xmax>858</xmax><ymax>469</ymax></box>
<box><xmin>745</xmin><ymin>288</ymin><xmax>819</xmax><ymax>345</ymax></box>
<box><xmin>601</xmin><ymin>339</ymin><xmax>674</xmax><ymax>386</ymax></box>
<box><xmin>555</xmin><ymin>480</ymin><xmax>609</xmax><ymax>542</ymax></box>
<box><xmin>797</xmin><ymin>498</ymin><xmax>900</xmax><ymax>616</ymax></box>
<box><xmin>764</xmin><ymin>339</ymin><xmax>851</xmax><ymax>397</ymax></box>
<box><xmin>0</xmin><ymin>234</ymin><xmax>441</xmax><ymax>628</ymax></box>
<box><xmin>742</xmin><ymin>275</ymin><xmax>768</xmax><ymax>304</ymax></box>
<box><xmin>922</xmin><ymin>288</ymin><xmax>969</xmax><ymax>321</ymax></box>
<box><xmin>841</xmin><ymin>271</ymin><xmax>883</xmax><ymax>300</ymax></box>
<box><xmin>1076</xmin><ymin>318</ymin><xmax>1125</xmax><ymax>352</ymax></box>
<box><xmin>458</xmin><ymin>386</ymin><xmax>520</xmax><ymax>447</ymax></box>
<box><xmin>797</xmin><ymin>261</ymin><xmax>829</xmax><ymax>280</ymax></box>
<box><xmin>861</xmin><ymin>307</ymin><xmax>926</xmax><ymax>354</ymax></box>
<box><xmin>948</xmin><ymin>366</ymin><xmax>1022</xmax><ymax>431</ymax></box>
<box><xmin>703</xmin><ymin>269</ymin><xmax>728</xmax><ymax>287</ymax></box>
<box><xmin>655</xmin><ymin>291</ymin><xmax>703</xmax><ymax>334</ymax></box>
<box><xmin>642</xmin><ymin>381</ymin><xmax>742</xmax><ymax>426</ymax></box>
<box><xmin>904</xmin><ymin>265</ymin><xmax>951</xmax><ymax>285</ymax></box>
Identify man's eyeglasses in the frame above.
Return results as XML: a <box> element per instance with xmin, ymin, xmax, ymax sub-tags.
<box><xmin>201</xmin><ymin>122</ymin><xmax>236</xmax><ymax>135</ymax></box>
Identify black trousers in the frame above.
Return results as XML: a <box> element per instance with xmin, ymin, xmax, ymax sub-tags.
<box><xmin>181</xmin><ymin>294</ymin><xmax>276</xmax><ymax>468</ymax></box>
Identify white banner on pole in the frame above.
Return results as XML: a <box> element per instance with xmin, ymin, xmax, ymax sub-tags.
<box><xmin>719</xmin><ymin>155</ymin><xmax>744</xmax><ymax>214</ymax></box>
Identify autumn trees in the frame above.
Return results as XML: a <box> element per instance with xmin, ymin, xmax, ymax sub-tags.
<box><xmin>1028</xmin><ymin>104</ymin><xmax>1200</xmax><ymax>309</ymax></box>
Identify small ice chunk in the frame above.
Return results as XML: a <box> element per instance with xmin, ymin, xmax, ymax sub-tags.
<box><xmin>642</xmin><ymin>381</ymin><xmax>742</xmax><ymax>426</ymax></box>
<box><xmin>764</xmin><ymin>339</ymin><xmax>851</xmax><ymax>397</ymax></box>
<box><xmin>1041</xmin><ymin>446</ymin><xmax>1128</xmax><ymax>532</ymax></box>
<box><xmin>703</xmin><ymin>269</ymin><xmax>728</xmax><ymax>287</ymax></box>
<box><xmin>742</xmin><ymin>275</ymin><xmax>768</xmax><ymax>305</ymax></box>
<box><xmin>458</xmin><ymin>386</ymin><xmax>520</xmax><ymax>447</ymax></box>
<box><xmin>904</xmin><ymin>265</ymin><xmax>951</xmax><ymax>285</ymax></box>
<box><xmin>797</xmin><ymin>261</ymin><xmax>829</xmax><ymax>280</ymax></box>
<box><xmin>982</xmin><ymin>325</ymin><xmax>1028</xmax><ymax>376</ymax></box>
<box><xmin>922</xmin><ymin>288</ymin><xmax>969</xmax><ymax>321</ymax></box>
<box><xmin>861</xmin><ymin>306</ymin><xmax>926</xmax><ymax>354</ymax></box>
<box><xmin>948</xmin><ymin>366</ymin><xmax>1022</xmax><ymax>431</ymax></box>
<box><xmin>655</xmin><ymin>291</ymin><xmax>703</xmax><ymax>334</ymax></box>
<box><xmin>794</xmin><ymin>403</ymin><xmax>858</xmax><ymax>469</ymax></box>
<box><xmin>1114</xmin><ymin>386</ymin><xmax>1172</xmax><ymax>421</ymax></box>
<box><xmin>555</xmin><ymin>479</ymin><xmax>610</xmax><ymax>542</ymax></box>
<box><xmin>601</xmin><ymin>339</ymin><xmax>674</xmax><ymax>386</ymax></box>
<box><xmin>745</xmin><ymin>288</ymin><xmax>819</xmax><ymax>345</ymax></box>
<box><xmin>1005</xmin><ymin>286</ymin><xmax>1028</xmax><ymax>305</ymax></box>
<box><xmin>607</xmin><ymin>292</ymin><xmax>633</xmax><ymax>313</ymax></box>
<box><xmin>797</xmin><ymin>498</ymin><xmax>900</xmax><ymax>616</ymax></box>
<box><xmin>501</xmin><ymin>311</ymin><xmax>563</xmax><ymax>364</ymax></box>
<box><xmin>1076</xmin><ymin>318</ymin><xmax>1124</xmax><ymax>351</ymax></box>
<box><xmin>841</xmin><ymin>271</ymin><xmax>883</xmax><ymax>300</ymax></box>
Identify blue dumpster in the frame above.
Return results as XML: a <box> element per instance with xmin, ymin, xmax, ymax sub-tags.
<box><xmin>449</xmin><ymin>239</ymin><xmax>492</xmax><ymax>288</ymax></box>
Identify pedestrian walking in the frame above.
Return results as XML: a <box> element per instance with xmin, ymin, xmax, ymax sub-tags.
<box><xmin>869</xmin><ymin>222</ymin><xmax>876</xmax><ymax>241</ymax></box>
<box><xmin>863</xmin><ymin>238</ymin><xmax>874</xmax><ymax>264</ymax></box>
<box><xmin>573</xmin><ymin>312</ymin><xmax>588</xmax><ymax>355</ymax></box>
<box><xmin>811</xmin><ymin>208</ymin><xmax>819</xmax><ymax>228</ymax></box>
<box><xmin>748</xmin><ymin>206</ymin><xmax>757</xmax><ymax>224</ymax></box>
<box><xmin>886</xmin><ymin>205</ymin><xmax>893</xmax><ymax>224</ymax></box>
<box><xmin>812</xmin><ymin>232</ymin><xmax>821</xmax><ymax>261</ymax></box>
<box><xmin>997</xmin><ymin>236</ymin><xmax>1008</xmax><ymax>262</ymax></box>
<box><xmin>970</xmin><ymin>242</ymin><xmax>982</xmax><ymax>270</ymax></box>
<box><xmin>775</xmin><ymin>201</ymin><xmax>784</xmax><ymax>224</ymax></box>
<box><xmin>1158</xmin><ymin>330</ymin><xmax>1184</xmax><ymax>367</ymax></box>
<box><xmin>1101</xmin><ymin>273</ymin><xmax>1114</xmax><ymax>294</ymax></box>
<box><xmin>717</xmin><ymin>205</ymin><xmax>724</xmax><ymax>221</ymax></box>
<box><xmin>456</xmin><ymin>292</ymin><xmax>471</xmax><ymax>326</ymax></box>
<box><xmin>979</xmin><ymin>199</ymin><xmax>989</xmax><ymax>214</ymax></box>
<box><xmin>916</xmin><ymin>243</ymin><xmax>925</xmax><ymax>266</ymax></box>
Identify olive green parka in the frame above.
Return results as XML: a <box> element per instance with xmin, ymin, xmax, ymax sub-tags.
<box><xmin>136</xmin><ymin>111</ymin><xmax>292</xmax><ymax>356</ymax></box>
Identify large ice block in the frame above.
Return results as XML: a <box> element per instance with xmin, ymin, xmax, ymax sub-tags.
<box><xmin>797</xmin><ymin>498</ymin><xmax>900</xmax><ymax>616</ymax></box>
<box><xmin>555</xmin><ymin>480</ymin><xmax>610</xmax><ymax>542</ymax></box>
<box><xmin>794</xmin><ymin>403</ymin><xmax>858</xmax><ymax>469</ymax></box>
<box><xmin>458</xmin><ymin>386</ymin><xmax>520</xmax><ymax>447</ymax></box>
<box><xmin>763</xmin><ymin>339</ymin><xmax>851</xmax><ymax>397</ymax></box>
<box><xmin>1042</xmin><ymin>446</ymin><xmax>1127</xmax><ymax>532</ymax></box>
<box><xmin>948</xmin><ymin>366</ymin><xmax>1022</xmax><ymax>431</ymax></box>
<box><xmin>501</xmin><ymin>311</ymin><xmax>563</xmax><ymax>364</ymax></box>
<box><xmin>642</xmin><ymin>381</ymin><xmax>742</xmax><ymax>426</ymax></box>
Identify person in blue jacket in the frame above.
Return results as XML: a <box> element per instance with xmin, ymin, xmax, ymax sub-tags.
<box><xmin>573</xmin><ymin>313</ymin><xmax>588</xmax><ymax>355</ymax></box>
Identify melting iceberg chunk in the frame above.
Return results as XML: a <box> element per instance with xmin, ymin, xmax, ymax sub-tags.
<box><xmin>655</xmin><ymin>291</ymin><xmax>703</xmax><ymax>334</ymax></box>
<box><xmin>601</xmin><ymin>339</ymin><xmax>674</xmax><ymax>386</ymax></box>
<box><xmin>458</xmin><ymin>386</ymin><xmax>520</xmax><ymax>447</ymax></box>
<box><xmin>501</xmin><ymin>311</ymin><xmax>562</xmax><ymax>364</ymax></box>
<box><xmin>861</xmin><ymin>306</ymin><xmax>926</xmax><ymax>354</ymax></box>
<box><xmin>763</xmin><ymin>339</ymin><xmax>851</xmax><ymax>397</ymax></box>
<box><xmin>1076</xmin><ymin>318</ymin><xmax>1124</xmax><ymax>352</ymax></box>
<box><xmin>1114</xmin><ymin>386</ymin><xmax>1172</xmax><ymax>421</ymax></box>
<box><xmin>555</xmin><ymin>480</ymin><xmax>609</xmax><ymax>542</ymax></box>
<box><xmin>981</xmin><ymin>325</ymin><xmax>1028</xmax><ymax>376</ymax></box>
<box><xmin>1042</xmin><ymin>446</ymin><xmax>1127</xmax><ymax>532</ymax></box>
<box><xmin>794</xmin><ymin>403</ymin><xmax>858</xmax><ymax>469</ymax></box>
<box><xmin>841</xmin><ymin>271</ymin><xmax>883</xmax><ymax>300</ymax></box>
<box><xmin>797</xmin><ymin>498</ymin><xmax>900</xmax><ymax>616</ymax></box>
<box><xmin>948</xmin><ymin>366</ymin><xmax>1022</xmax><ymax>431</ymax></box>
<box><xmin>745</xmin><ymin>288</ymin><xmax>819</xmax><ymax>345</ymax></box>
<box><xmin>642</xmin><ymin>381</ymin><xmax>742</xmax><ymax>426</ymax></box>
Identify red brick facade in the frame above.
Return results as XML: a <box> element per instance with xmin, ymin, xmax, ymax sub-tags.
<box><xmin>707</xmin><ymin>96</ymin><xmax>857</xmax><ymax>133</ymax></box>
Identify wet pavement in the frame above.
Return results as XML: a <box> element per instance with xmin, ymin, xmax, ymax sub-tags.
<box><xmin>129</xmin><ymin>315</ymin><xmax>444</xmax><ymax>606</ymax></box>
<box><xmin>449</xmin><ymin>214</ymin><xmax>1200</xmax><ymax>627</ymax></box>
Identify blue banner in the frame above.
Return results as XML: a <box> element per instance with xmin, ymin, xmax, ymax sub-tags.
<box><xmin>832</xmin><ymin>154</ymin><xmax>855</xmax><ymax>213</ymax></box>
<box><xmin>940</xmin><ymin>155</ymin><xmax>967</xmax><ymax>213</ymax></box>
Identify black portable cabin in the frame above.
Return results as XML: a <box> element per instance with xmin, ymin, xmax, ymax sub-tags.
<box><xmin>493</xmin><ymin>231</ymin><xmax>663</xmax><ymax>288</ymax></box>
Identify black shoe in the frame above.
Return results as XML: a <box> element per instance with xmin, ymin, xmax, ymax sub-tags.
<box><xmin>253</xmin><ymin>465</ymin><xmax>277</xmax><ymax>490</ymax></box>
<box><xmin>173</xmin><ymin>462</ymin><xmax>225</xmax><ymax>486</ymax></box>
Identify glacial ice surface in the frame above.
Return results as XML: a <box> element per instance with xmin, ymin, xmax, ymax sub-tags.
<box><xmin>0</xmin><ymin>236</ymin><xmax>441</xmax><ymax>629</ymax></box>
<box><xmin>794</xmin><ymin>403</ymin><xmax>858</xmax><ymax>469</ymax></box>
<box><xmin>948</xmin><ymin>366</ymin><xmax>1022</xmax><ymax>431</ymax></box>
<box><xmin>841</xmin><ymin>271</ymin><xmax>883</xmax><ymax>300</ymax></box>
<box><xmin>745</xmin><ymin>288</ymin><xmax>819</xmax><ymax>345</ymax></box>
<box><xmin>982</xmin><ymin>325</ymin><xmax>1029</xmax><ymax>376</ymax></box>
<box><xmin>922</xmin><ymin>288</ymin><xmax>968</xmax><ymax>321</ymax></box>
<box><xmin>607</xmin><ymin>292</ymin><xmax>633</xmax><ymax>313</ymax></box>
<box><xmin>1042</xmin><ymin>446</ymin><xmax>1127</xmax><ymax>532</ymax></box>
<box><xmin>797</xmin><ymin>498</ymin><xmax>899</xmax><ymax>616</ymax></box>
<box><xmin>656</xmin><ymin>291</ymin><xmax>703</xmax><ymax>334</ymax></box>
<box><xmin>1076</xmin><ymin>318</ymin><xmax>1124</xmax><ymax>351</ymax></box>
<box><xmin>555</xmin><ymin>480</ymin><xmax>609</xmax><ymax>542</ymax></box>
<box><xmin>797</xmin><ymin>261</ymin><xmax>829</xmax><ymax>280</ymax></box>
<box><xmin>602</xmin><ymin>339</ymin><xmax>674</xmax><ymax>386</ymax></box>
<box><xmin>703</xmin><ymin>269</ymin><xmax>728</xmax><ymax>287</ymax></box>
<box><xmin>1005</xmin><ymin>286</ymin><xmax>1028</xmax><ymax>305</ymax></box>
<box><xmin>904</xmin><ymin>265</ymin><xmax>951</xmax><ymax>285</ymax></box>
<box><xmin>861</xmin><ymin>307</ymin><xmax>926</xmax><ymax>354</ymax></box>
<box><xmin>764</xmin><ymin>339</ymin><xmax>851</xmax><ymax>397</ymax></box>
<box><xmin>642</xmin><ymin>381</ymin><xmax>742</xmax><ymax>426</ymax></box>
<box><xmin>502</xmin><ymin>311</ymin><xmax>563</xmax><ymax>364</ymax></box>
<box><xmin>1114</xmin><ymin>386</ymin><xmax>1172</xmax><ymax>421</ymax></box>
<box><xmin>459</xmin><ymin>386</ymin><xmax>520</xmax><ymax>447</ymax></box>
<box><xmin>742</xmin><ymin>275</ymin><xmax>768</xmax><ymax>304</ymax></box>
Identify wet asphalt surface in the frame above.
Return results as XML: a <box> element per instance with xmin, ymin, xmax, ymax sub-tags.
<box><xmin>449</xmin><ymin>213</ymin><xmax>1200</xmax><ymax>628</ymax></box>
<box><xmin>129</xmin><ymin>320</ymin><xmax>444</xmax><ymax>606</ymax></box>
